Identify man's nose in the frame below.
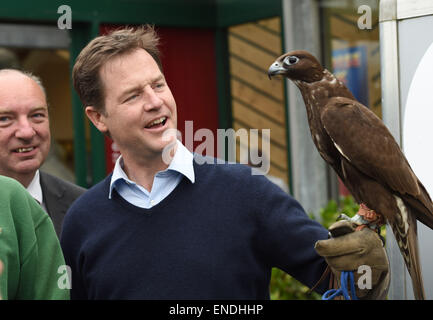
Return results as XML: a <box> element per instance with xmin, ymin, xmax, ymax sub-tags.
<box><xmin>15</xmin><ymin>118</ymin><xmax>36</xmax><ymax>140</ymax></box>
<box><xmin>143</xmin><ymin>87</ymin><xmax>163</xmax><ymax>111</ymax></box>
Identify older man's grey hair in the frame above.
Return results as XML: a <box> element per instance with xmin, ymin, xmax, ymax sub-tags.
<box><xmin>0</xmin><ymin>69</ymin><xmax>47</xmax><ymax>96</ymax></box>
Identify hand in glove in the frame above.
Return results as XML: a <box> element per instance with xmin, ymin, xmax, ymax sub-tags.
<box><xmin>315</xmin><ymin>220</ymin><xmax>390</xmax><ymax>299</ymax></box>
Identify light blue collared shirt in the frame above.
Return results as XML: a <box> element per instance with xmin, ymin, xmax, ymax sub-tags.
<box><xmin>109</xmin><ymin>140</ymin><xmax>195</xmax><ymax>208</ymax></box>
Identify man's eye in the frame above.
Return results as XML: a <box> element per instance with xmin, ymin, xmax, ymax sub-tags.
<box><xmin>0</xmin><ymin>116</ymin><xmax>11</xmax><ymax>122</ymax></box>
<box><xmin>124</xmin><ymin>94</ymin><xmax>139</xmax><ymax>103</ymax></box>
<box><xmin>30</xmin><ymin>113</ymin><xmax>47</xmax><ymax>122</ymax></box>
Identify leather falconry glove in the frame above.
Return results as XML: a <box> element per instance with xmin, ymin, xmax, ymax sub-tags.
<box><xmin>315</xmin><ymin>220</ymin><xmax>390</xmax><ymax>299</ymax></box>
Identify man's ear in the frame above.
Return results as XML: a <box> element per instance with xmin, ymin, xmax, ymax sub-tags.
<box><xmin>85</xmin><ymin>106</ymin><xmax>108</xmax><ymax>133</ymax></box>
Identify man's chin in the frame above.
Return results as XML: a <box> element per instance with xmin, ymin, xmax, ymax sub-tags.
<box><xmin>159</xmin><ymin>140</ymin><xmax>178</xmax><ymax>165</ymax></box>
<box><xmin>13</xmin><ymin>160</ymin><xmax>42</xmax><ymax>175</ymax></box>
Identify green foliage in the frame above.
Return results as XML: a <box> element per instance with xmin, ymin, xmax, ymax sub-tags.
<box><xmin>317</xmin><ymin>195</ymin><xmax>359</xmax><ymax>229</ymax></box>
<box><xmin>269</xmin><ymin>195</ymin><xmax>359</xmax><ymax>300</ymax></box>
<box><xmin>269</xmin><ymin>268</ymin><xmax>321</xmax><ymax>300</ymax></box>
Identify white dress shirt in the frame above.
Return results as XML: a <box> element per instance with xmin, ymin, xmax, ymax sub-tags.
<box><xmin>109</xmin><ymin>140</ymin><xmax>195</xmax><ymax>208</ymax></box>
<box><xmin>26</xmin><ymin>170</ymin><xmax>48</xmax><ymax>212</ymax></box>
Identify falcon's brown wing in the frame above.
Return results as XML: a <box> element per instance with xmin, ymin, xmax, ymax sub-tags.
<box><xmin>320</xmin><ymin>97</ymin><xmax>433</xmax><ymax>228</ymax></box>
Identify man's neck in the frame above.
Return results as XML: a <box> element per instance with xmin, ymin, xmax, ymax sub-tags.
<box><xmin>2</xmin><ymin>171</ymin><xmax>36</xmax><ymax>188</ymax></box>
<box><xmin>121</xmin><ymin>143</ymin><xmax>178</xmax><ymax>192</ymax></box>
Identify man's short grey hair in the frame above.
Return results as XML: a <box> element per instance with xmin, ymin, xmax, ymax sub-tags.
<box><xmin>0</xmin><ymin>69</ymin><xmax>46</xmax><ymax>96</ymax></box>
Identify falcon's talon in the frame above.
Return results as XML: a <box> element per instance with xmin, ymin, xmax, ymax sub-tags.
<box><xmin>355</xmin><ymin>225</ymin><xmax>367</xmax><ymax>231</ymax></box>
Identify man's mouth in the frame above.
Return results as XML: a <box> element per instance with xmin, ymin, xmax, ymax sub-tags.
<box><xmin>145</xmin><ymin>116</ymin><xmax>167</xmax><ymax>129</ymax></box>
<box><xmin>13</xmin><ymin>147</ymin><xmax>35</xmax><ymax>153</ymax></box>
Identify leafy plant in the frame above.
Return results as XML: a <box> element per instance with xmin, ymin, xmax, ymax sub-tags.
<box><xmin>269</xmin><ymin>268</ymin><xmax>321</xmax><ymax>300</ymax></box>
<box><xmin>317</xmin><ymin>195</ymin><xmax>360</xmax><ymax>229</ymax></box>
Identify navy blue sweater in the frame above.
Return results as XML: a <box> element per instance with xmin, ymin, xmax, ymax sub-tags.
<box><xmin>60</xmin><ymin>159</ymin><xmax>329</xmax><ymax>299</ymax></box>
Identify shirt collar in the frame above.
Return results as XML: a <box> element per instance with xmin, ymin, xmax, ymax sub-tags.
<box><xmin>27</xmin><ymin>170</ymin><xmax>43</xmax><ymax>204</ymax></box>
<box><xmin>166</xmin><ymin>140</ymin><xmax>195</xmax><ymax>183</ymax></box>
<box><xmin>109</xmin><ymin>140</ymin><xmax>195</xmax><ymax>198</ymax></box>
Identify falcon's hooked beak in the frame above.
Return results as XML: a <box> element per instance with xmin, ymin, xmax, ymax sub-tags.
<box><xmin>268</xmin><ymin>60</ymin><xmax>286</xmax><ymax>79</ymax></box>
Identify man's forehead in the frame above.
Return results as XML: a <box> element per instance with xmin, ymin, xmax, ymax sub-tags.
<box><xmin>0</xmin><ymin>69</ymin><xmax>23</xmax><ymax>78</ymax></box>
<box><xmin>0</xmin><ymin>77</ymin><xmax>47</xmax><ymax>110</ymax></box>
<box><xmin>0</xmin><ymin>71</ymin><xmax>43</xmax><ymax>90</ymax></box>
<box><xmin>99</xmin><ymin>50</ymin><xmax>163</xmax><ymax>88</ymax></box>
<box><xmin>0</xmin><ymin>69</ymin><xmax>33</xmax><ymax>83</ymax></box>
<box><xmin>0</xmin><ymin>104</ymin><xmax>48</xmax><ymax>113</ymax></box>
<box><xmin>101</xmin><ymin>48</ymin><xmax>158</xmax><ymax>72</ymax></box>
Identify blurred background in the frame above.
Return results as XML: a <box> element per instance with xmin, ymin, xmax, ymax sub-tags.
<box><xmin>0</xmin><ymin>0</ymin><xmax>383</xmax><ymax>299</ymax></box>
<box><xmin>0</xmin><ymin>0</ymin><xmax>380</xmax><ymax>197</ymax></box>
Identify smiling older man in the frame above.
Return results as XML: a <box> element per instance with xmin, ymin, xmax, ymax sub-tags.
<box><xmin>0</xmin><ymin>69</ymin><xmax>85</xmax><ymax>236</ymax></box>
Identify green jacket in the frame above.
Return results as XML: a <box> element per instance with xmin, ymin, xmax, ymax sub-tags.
<box><xmin>0</xmin><ymin>175</ymin><xmax>69</xmax><ymax>300</ymax></box>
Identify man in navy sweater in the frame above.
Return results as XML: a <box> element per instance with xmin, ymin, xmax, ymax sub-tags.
<box><xmin>61</xmin><ymin>26</ymin><xmax>389</xmax><ymax>299</ymax></box>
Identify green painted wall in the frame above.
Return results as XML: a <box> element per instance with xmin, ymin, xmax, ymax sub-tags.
<box><xmin>0</xmin><ymin>0</ymin><xmax>281</xmax><ymax>27</ymax></box>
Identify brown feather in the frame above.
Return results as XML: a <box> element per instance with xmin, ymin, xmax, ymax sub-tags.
<box><xmin>269</xmin><ymin>50</ymin><xmax>433</xmax><ymax>299</ymax></box>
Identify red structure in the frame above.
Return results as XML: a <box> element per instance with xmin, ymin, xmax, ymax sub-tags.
<box><xmin>101</xmin><ymin>26</ymin><xmax>219</xmax><ymax>173</ymax></box>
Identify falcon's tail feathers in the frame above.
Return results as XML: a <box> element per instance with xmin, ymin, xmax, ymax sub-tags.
<box><xmin>407</xmin><ymin>233</ymin><xmax>425</xmax><ymax>300</ymax></box>
<box><xmin>393</xmin><ymin>210</ymin><xmax>426</xmax><ymax>300</ymax></box>
<box><xmin>403</xmin><ymin>186</ymin><xmax>433</xmax><ymax>230</ymax></box>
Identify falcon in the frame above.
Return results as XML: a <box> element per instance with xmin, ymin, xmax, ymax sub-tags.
<box><xmin>268</xmin><ymin>50</ymin><xmax>433</xmax><ymax>300</ymax></box>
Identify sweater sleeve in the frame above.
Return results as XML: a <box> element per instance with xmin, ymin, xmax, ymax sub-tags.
<box><xmin>251</xmin><ymin>173</ymin><xmax>330</xmax><ymax>293</ymax></box>
<box><xmin>0</xmin><ymin>176</ymin><xmax>69</xmax><ymax>300</ymax></box>
<box><xmin>17</xmin><ymin>188</ymin><xmax>70</xmax><ymax>300</ymax></box>
<box><xmin>60</xmin><ymin>201</ymin><xmax>89</xmax><ymax>300</ymax></box>
<box><xmin>32</xmin><ymin>215</ymin><xmax>70</xmax><ymax>300</ymax></box>
<box><xmin>59</xmin><ymin>176</ymin><xmax>112</xmax><ymax>300</ymax></box>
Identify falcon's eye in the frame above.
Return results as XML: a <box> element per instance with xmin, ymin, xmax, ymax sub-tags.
<box><xmin>283</xmin><ymin>56</ymin><xmax>299</xmax><ymax>67</ymax></box>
